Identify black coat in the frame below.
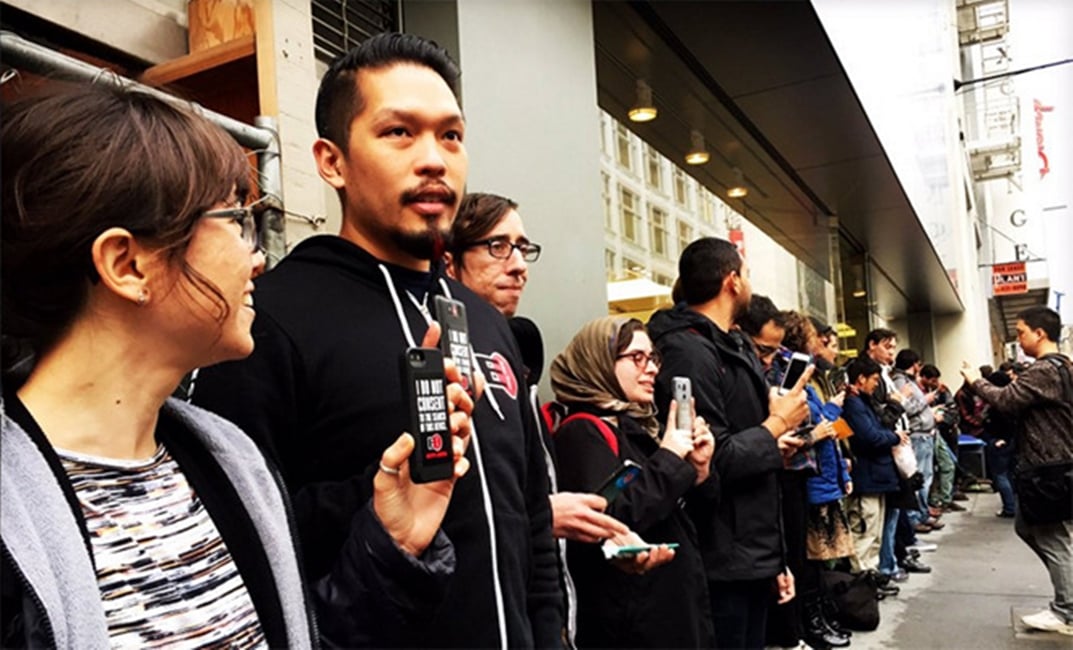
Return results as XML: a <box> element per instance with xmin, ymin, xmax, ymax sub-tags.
<box><xmin>554</xmin><ymin>410</ymin><xmax>713</xmax><ymax>649</ymax></box>
<box><xmin>193</xmin><ymin>236</ymin><xmax>561</xmax><ymax>649</ymax></box>
<box><xmin>648</xmin><ymin>305</ymin><xmax>786</xmax><ymax>583</ymax></box>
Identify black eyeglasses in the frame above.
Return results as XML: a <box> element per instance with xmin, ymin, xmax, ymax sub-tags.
<box><xmin>467</xmin><ymin>237</ymin><xmax>542</xmax><ymax>262</ymax></box>
<box><xmin>202</xmin><ymin>196</ymin><xmax>266</xmax><ymax>251</ymax></box>
<box><xmin>617</xmin><ymin>349</ymin><xmax>662</xmax><ymax>369</ymax></box>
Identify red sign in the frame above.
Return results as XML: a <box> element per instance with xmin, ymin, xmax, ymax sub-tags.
<box><xmin>729</xmin><ymin>228</ymin><xmax>745</xmax><ymax>259</ymax></box>
<box><xmin>1034</xmin><ymin>99</ymin><xmax>1053</xmax><ymax>180</ymax></box>
<box><xmin>992</xmin><ymin>262</ymin><xmax>1028</xmax><ymax>296</ymax></box>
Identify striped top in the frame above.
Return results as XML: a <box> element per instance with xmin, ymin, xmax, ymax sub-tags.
<box><xmin>57</xmin><ymin>444</ymin><xmax>267</xmax><ymax>649</ymax></box>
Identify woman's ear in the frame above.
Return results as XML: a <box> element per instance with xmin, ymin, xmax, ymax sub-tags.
<box><xmin>312</xmin><ymin>138</ymin><xmax>347</xmax><ymax>190</ymax></box>
<box><xmin>90</xmin><ymin>228</ymin><xmax>158</xmax><ymax>306</ymax></box>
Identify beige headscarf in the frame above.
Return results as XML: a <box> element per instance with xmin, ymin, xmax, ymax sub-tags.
<box><xmin>550</xmin><ymin>316</ymin><xmax>660</xmax><ymax>438</ymax></box>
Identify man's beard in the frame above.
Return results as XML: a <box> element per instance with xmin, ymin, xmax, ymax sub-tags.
<box><xmin>390</xmin><ymin>224</ymin><xmax>451</xmax><ymax>261</ymax></box>
<box><xmin>731</xmin><ymin>291</ymin><xmax>750</xmax><ymax>323</ymax></box>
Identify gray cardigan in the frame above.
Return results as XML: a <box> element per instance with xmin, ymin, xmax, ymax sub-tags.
<box><xmin>0</xmin><ymin>398</ymin><xmax>313</xmax><ymax>648</ymax></box>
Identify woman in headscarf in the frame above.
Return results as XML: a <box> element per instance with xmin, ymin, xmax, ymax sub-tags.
<box><xmin>550</xmin><ymin>316</ymin><xmax>715</xmax><ymax>648</ymax></box>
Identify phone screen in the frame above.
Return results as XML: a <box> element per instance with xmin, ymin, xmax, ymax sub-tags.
<box><xmin>780</xmin><ymin>355</ymin><xmax>810</xmax><ymax>393</ymax></box>
<box><xmin>596</xmin><ymin>461</ymin><xmax>642</xmax><ymax>504</ymax></box>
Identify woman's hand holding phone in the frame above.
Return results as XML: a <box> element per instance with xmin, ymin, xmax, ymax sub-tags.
<box><xmin>606</xmin><ymin>530</ymin><xmax>676</xmax><ymax>575</ymax></box>
<box><xmin>687</xmin><ymin>413</ymin><xmax>714</xmax><ymax>484</ymax></box>
<box><xmin>660</xmin><ymin>399</ymin><xmax>695</xmax><ymax>458</ymax></box>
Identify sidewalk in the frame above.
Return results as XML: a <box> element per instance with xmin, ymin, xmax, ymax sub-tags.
<box><xmin>848</xmin><ymin>492</ymin><xmax>1071</xmax><ymax>649</ymax></box>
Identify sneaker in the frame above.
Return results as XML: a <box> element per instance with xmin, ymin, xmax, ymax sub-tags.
<box><xmin>996</xmin><ymin>510</ymin><xmax>1015</xmax><ymax>518</ymax></box>
<box><xmin>888</xmin><ymin>569</ymin><xmax>909</xmax><ymax>583</ymax></box>
<box><xmin>952</xmin><ymin>492</ymin><xmax>969</xmax><ymax>501</ymax></box>
<box><xmin>903</xmin><ymin>556</ymin><xmax>932</xmax><ymax>573</ymax></box>
<box><xmin>945</xmin><ymin>502</ymin><xmax>968</xmax><ymax>512</ymax></box>
<box><xmin>1022</xmin><ymin>609</ymin><xmax>1073</xmax><ymax>635</ymax></box>
<box><xmin>913</xmin><ymin>523</ymin><xmax>933</xmax><ymax>534</ymax></box>
<box><xmin>926</xmin><ymin>518</ymin><xmax>946</xmax><ymax>530</ymax></box>
<box><xmin>907</xmin><ymin>541</ymin><xmax>938</xmax><ymax>552</ymax></box>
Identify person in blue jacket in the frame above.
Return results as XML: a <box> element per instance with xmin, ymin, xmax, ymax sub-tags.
<box><xmin>842</xmin><ymin>357</ymin><xmax>908</xmax><ymax>577</ymax></box>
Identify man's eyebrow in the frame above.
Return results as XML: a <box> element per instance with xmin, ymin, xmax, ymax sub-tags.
<box><xmin>369</xmin><ymin>107</ymin><xmax>465</xmax><ymax>127</ymax></box>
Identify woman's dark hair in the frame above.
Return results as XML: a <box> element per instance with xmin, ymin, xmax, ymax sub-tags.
<box><xmin>781</xmin><ymin>311</ymin><xmax>816</xmax><ymax>355</ymax></box>
<box><xmin>315</xmin><ymin>32</ymin><xmax>460</xmax><ymax>148</ymax></box>
<box><xmin>447</xmin><ymin>192</ymin><xmax>518</xmax><ymax>273</ymax></box>
<box><xmin>2</xmin><ymin>82</ymin><xmax>250</xmax><ymax>367</ymax></box>
<box><xmin>613</xmin><ymin>319</ymin><xmax>647</xmax><ymax>358</ymax></box>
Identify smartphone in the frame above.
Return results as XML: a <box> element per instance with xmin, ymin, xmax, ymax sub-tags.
<box><xmin>433</xmin><ymin>295</ymin><xmax>474</xmax><ymax>396</ymax></box>
<box><xmin>792</xmin><ymin>424</ymin><xmax>814</xmax><ymax>444</ymax></box>
<box><xmin>400</xmin><ymin>347</ymin><xmax>453</xmax><ymax>483</ymax></box>
<box><xmin>595</xmin><ymin>460</ymin><xmax>642</xmax><ymax>504</ymax></box>
<box><xmin>673</xmin><ymin>376</ymin><xmax>692</xmax><ymax>432</ymax></box>
<box><xmin>612</xmin><ymin>543</ymin><xmax>680</xmax><ymax>558</ymax></box>
<box><xmin>779</xmin><ymin>352</ymin><xmax>811</xmax><ymax>395</ymax></box>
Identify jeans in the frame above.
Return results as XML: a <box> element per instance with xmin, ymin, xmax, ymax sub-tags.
<box><xmin>930</xmin><ymin>436</ymin><xmax>956</xmax><ymax>507</ymax></box>
<box><xmin>986</xmin><ymin>441</ymin><xmax>1015</xmax><ymax>515</ymax></box>
<box><xmin>880</xmin><ymin>505</ymin><xmax>900</xmax><ymax>575</ymax></box>
<box><xmin>710</xmin><ymin>578</ymin><xmax>772</xmax><ymax>650</ymax></box>
<box><xmin>907</xmin><ymin>433</ymin><xmax>935</xmax><ymax>526</ymax></box>
<box><xmin>1015</xmin><ymin>499</ymin><xmax>1073</xmax><ymax>623</ymax></box>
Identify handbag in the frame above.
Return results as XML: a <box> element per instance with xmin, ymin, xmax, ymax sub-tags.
<box><xmin>822</xmin><ymin>569</ymin><xmax>880</xmax><ymax>631</ymax></box>
<box><xmin>891</xmin><ymin>440</ymin><xmax>918</xmax><ymax>479</ymax></box>
<box><xmin>1014</xmin><ymin>460</ymin><xmax>1073</xmax><ymax>526</ymax></box>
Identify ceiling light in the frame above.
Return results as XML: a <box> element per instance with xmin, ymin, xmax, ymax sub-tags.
<box><xmin>685</xmin><ymin>130</ymin><xmax>709</xmax><ymax>165</ymax></box>
<box><xmin>628</xmin><ymin>80</ymin><xmax>657</xmax><ymax>122</ymax></box>
<box><xmin>727</xmin><ymin>168</ymin><xmax>748</xmax><ymax>198</ymax></box>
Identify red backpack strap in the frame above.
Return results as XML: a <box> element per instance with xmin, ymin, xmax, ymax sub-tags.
<box><xmin>559</xmin><ymin>412</ymin><xmax>619</xmax><ymax>457</ymax></box>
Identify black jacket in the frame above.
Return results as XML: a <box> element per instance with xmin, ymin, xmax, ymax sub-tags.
<box><xmin>553</xmin><ymin>409</ymin><xmax>713</xmax><ymax>649</ymax></box>
<box><xmin>193</xmin><ymin>235</ymin><xmax>561</xmax><ymax>649</ymax></box>
<box><xmin>648</xmin><ymin>305</ymin><xmax>786</xmax><ymax>582</ymax></box>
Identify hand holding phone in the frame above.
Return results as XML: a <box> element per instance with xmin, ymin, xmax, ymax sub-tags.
<box><xmin>672</xmin><ymin>377</ymin><xmax>692</xmax><ymax>433</ymax></box>
<box><xmin>434</xmin><ymin>296</ymin><xmax>475</xmax><ymax>396</ymax></box>
<box><xmin>606</xmin><ymin>542</ymin><xmax>680</xmax><ymax>559</ymax></box>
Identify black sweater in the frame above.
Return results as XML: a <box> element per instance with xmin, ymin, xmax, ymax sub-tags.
<box><xmin>193</xmin><ymin>235</ymin><xmax>561</xmax><ymax>648</ymax></box>
<box><xmin>554</xmin><ymin>410</ymin><xmax>713</xmax><ymax>649</ymax></box>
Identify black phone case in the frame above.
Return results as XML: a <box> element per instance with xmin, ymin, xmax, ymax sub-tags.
<box><xmin>400</xmin><ymin>347</ymin><xmax>453</xmax><ymax>483</ymax></box>
<box><xmin>596</xmin><ymin>461</ymin><xmax>642</xmax><ymax>504</ymax></box>
<box><xmin>433</xmin><ymin>295</ymin><xmax>475</xmax><ymax>396</ymax></box>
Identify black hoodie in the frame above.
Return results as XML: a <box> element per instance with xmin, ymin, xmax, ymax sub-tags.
<box><xmin>647</xmin><ymin>304</ymin><xmax>786</xmax><ymax>582</ymax></box>
<box><xmin>193</xmin><ymin>235</ymin><xmax>561</xmax><ymax>648</ymax></box>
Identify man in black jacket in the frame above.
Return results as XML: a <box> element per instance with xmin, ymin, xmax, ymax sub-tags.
<box><xmin>192</xmin><ymin>34</ymin><xmax>562</xmax><ymax>648</ymax></box>
<box><xmin>649</xmin><ymin>237</ymin><xmax>810</xmax><ymax>650</ymax></box>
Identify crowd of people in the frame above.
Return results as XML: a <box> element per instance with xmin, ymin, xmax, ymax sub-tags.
<box><xmin>2</xmin><ymin>31</ymin><xmax>1071</xmax><ymax>649</ymax></box>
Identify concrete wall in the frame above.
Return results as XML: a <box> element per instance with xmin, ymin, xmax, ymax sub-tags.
<box><xmin>407</xmin><ymin>0</ymin><xmax>607</xmax><ymax>391</ymax></box>
<box><xmin>7</xmin><ymin>0</ymin><xmax>188</xmax><ymax>63</ymax></box>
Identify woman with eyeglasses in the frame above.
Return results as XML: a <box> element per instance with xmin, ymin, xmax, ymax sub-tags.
<box><xmin>549</xmin><ymin>316</ymin><xmax>716</xmax><ymax>648</ymax></box>
<box><xmin>1</xmin><ymin>83</ymin><xmax>473</xmax><ymax>648</ymax></box>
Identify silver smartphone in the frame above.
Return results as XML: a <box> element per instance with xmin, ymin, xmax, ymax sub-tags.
<box><xmin>673</xmin><ymin>376</ymin><xmax>692</xmax><ymax>432</ymax></box>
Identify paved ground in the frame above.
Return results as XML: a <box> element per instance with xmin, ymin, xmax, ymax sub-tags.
<box><xmin>846</xmin><ymin>492</ymin><xmax>1071</xmax><ymax>649</ymax></box>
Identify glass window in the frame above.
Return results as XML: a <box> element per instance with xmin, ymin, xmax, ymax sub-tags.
<box><xmin>700</xmin><ymin>191</ymin><xmax>715</xmax><ymax>225</ymax></box>
<box><xmin>616</xmin><ymin>123</ymin><xmax>633</xmax><ymax>171</ymax></box>
<box><xmin>653</xmin><ymin>272</ymin><xmax>674</xmax><ymax>287</ymax></box>
<box><xmin>650</xmin><ymin>206</ymin><xmax>668</xmax><ymax>258</ymax></box>
<box><xmin>677</xmin><ymin>220</ymin><xmax>693</xmax><ymax>255</ymax></box>
<box><xmin>645</xmin><ymin>145</ymin><xmax>662</xmax><ymax>191</ymax></box>
<box><xmin>674</xmin><ymin>169</ymin><xmax>688</xmax><ymax>206</ymax></box>
<box><xmin>605</xmin><ymin>248</ymin><xmax>617</xmax><ymax>276</ymax></box>
<box><xmin>602</xmin><ymin>173</ymin><xmax>612</xmax><ymax>230</ymax></box>
<box><xmin>621</xmin><ymin>187</ymin><xmax>641</xmax><ymax>243</ymax></box>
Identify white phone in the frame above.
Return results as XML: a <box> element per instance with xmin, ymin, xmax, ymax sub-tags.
<box><xmin>779</xmin><ymin>352</ymin><xmax>811</xmax><ymax>395</ymax></box>
<box><xmin>673</xmin><ymin>376</ymin><xmax>692</xmax><ymax>432</ymax></box>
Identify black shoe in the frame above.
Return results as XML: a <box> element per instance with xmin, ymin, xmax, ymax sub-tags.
<box><xmin>803</xmin><ymin>604</ymin><xmax>851</xmax><ymax>649</ymax></box>
<box><xmin>820</xmin><ymin>598</ymin><xmax>852</xmax><ymax>638</ymax></box>
<box><xmin>903</xmin><ymin>556</ymin><xmax>932</xmax><ymax>573</ymax></box>
<box><xmin>996</xmin><ymin>510</ymin><xmax>1015</xmax><ymax>518</ymax></box>
<box><xmin>877</xmin><ymin>583</ymin><xmax>900</xmax><ymax>598</ymax></box>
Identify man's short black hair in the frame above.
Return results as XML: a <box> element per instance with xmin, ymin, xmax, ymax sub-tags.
<box><xmin>810</xmin><ymin>316</ymin><xmax>834</xmax><ymax>339</ymax></box>
<box><xmin>998</xmin><ymin>361</ymin><xmax>1015</xmax><ymax>374</ymax></box>
<box><xmin>895</xmin><ymin>349</ymin><xmax>920</xmax><ymax>371</ymax></box>
<box><xmin>315</xmin><ymin>32</ymin><xmax>461</xmax><ymax>147</ymax></box>
<box><xmin>738</xmin><ymin>295</ymin><xmax>783</xmax><ymax>337</ymax></box>
<box><xmin>847</xmin><ymin>356</ymin><xmax>881</xmax><ymax>384</ymax></box>
<box><xmin>678</xmin><ymin>237</ymin><xmax>742</xmax><ymax>306</ymax></box>
<box><xmin>1017</xmin><ymin>305</ymin><xmax>1061</xmax><ymax>342</ymax></box>
<box><xmin>920</xmin><ymin>364</ymin><xmax>941</xmax><ymax>379</ymax></box>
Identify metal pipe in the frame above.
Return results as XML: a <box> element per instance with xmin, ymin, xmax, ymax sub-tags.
<box><xmin>254</xmin><ymin>116</ymin><xmax>286</xmax><ymax>270</ymax></box>
<box><xmin>0</xmin><ymin>31</ymin><xmax>274</xmax><ymax>151</ymax></box>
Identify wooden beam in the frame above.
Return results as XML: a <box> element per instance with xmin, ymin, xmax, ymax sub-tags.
<box><xmin>141</xmin><ymin>35</ymin><xmax>255</xmax><ymax>87</ymax></box>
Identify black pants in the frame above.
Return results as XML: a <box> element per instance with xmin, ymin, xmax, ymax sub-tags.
<box><xmin>710</xmin><ymin>578</ymin><xmax>772</xmax><ymax>650</ymax></box>
<box><xmin>766</xmin><ymin>471</ymin><xmax>807</xmax><ymax>647</ymax></box>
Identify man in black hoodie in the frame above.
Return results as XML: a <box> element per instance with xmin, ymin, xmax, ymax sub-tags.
<box><xmin>649</xmin><ymin>237</ymin><xmax>811</xmax><ymax>650</ymax></box>
<box><xmin>192</xmin><ymin>33</ymin><xmax>562</xmax><ymax>648</ymax></box>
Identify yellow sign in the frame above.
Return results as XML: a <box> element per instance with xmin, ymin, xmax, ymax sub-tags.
<box><xmin>835</xmin><ymin>323</ymin><xmax>857</xmax><ymax>338</ymax></box>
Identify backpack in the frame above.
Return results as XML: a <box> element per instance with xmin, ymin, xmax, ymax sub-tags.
<box><xmin>540</xmin><ymin>401</ymin><xmax>619</xmax><ymax>457</ymax></box>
